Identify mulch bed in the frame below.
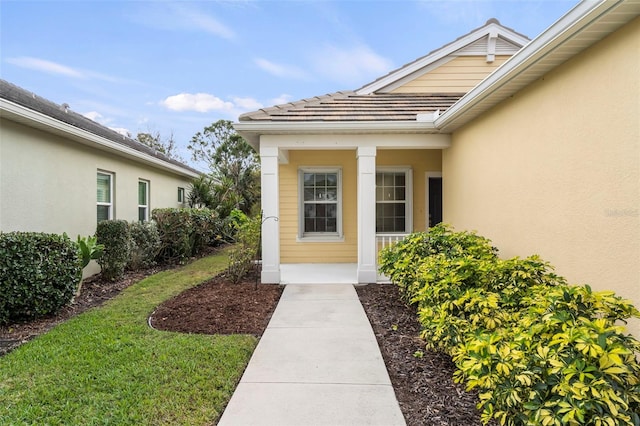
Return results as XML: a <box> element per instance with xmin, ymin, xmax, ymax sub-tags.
<box><xmin>149</xmin><ymin>270</ymin><xmax>283</xmax><ymax>336</ymax></box>
<box><xmin>356</xmin><ymin>284</ymin><xmax>486</xmax><ymax>426</ymax></box>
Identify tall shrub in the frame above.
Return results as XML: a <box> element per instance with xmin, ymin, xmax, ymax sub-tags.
<box><xmin>152</xmin><ymin>208</ymin><xmax>219</xmax><ymax>264</ymax></box>
<box><xmin>227</xmin><ymin>212</ymin><xmax>260</xmax><ymax>284</ymax></box>
<box><xmin>127</xmin><ymin>221</ymin><xmax>161</xmax><ymax>270</ymax></box>
<box><xmin>95</xmin><ymin>220</ymin><xmax>130</xmax><ymax>281</ymax></box>
<box><xmin>0</xmin><ymin>232</ymin><xmax>82</xmax><ymax>324</ymax></box>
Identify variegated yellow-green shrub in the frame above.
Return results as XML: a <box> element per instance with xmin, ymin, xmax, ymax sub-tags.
<box><xmin>378</xmin><ymin>225</ymin><xmax>640</xmax><ymax>426</ymax></box>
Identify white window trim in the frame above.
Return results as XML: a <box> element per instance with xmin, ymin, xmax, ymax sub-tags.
<box><xmin>425</xmin><ymin>171</ymin><xmax>442</xmax><ymax>230</ymax></box>
<box><xmin>138</xmin><ymin>179</ymin><xmax>150</xmax><ymax>222</ymax></box>
<box><xmin>178</xmin><ymin>187</ymin><xmax>185</xmax><ymax>204</ymax></box>
<box><xmin>297</xmin><ymin>167</ymin><xmax>343</xmax><ymax>241</ymax></box>
<box><xmin>97</xmin><ymin>171</ymin><xmax>114</xmax><ymax>222</ymax></box>
<box><xmin>375</xmin><ymin>166</ymin><xmax>413</xmax><ymax>234</ymax></box>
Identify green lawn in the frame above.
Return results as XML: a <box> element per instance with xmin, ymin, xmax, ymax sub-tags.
<box><xmin>0</xmin><ymin>249</ymin><xmax>256</xmax><ymax>425</ymax></box>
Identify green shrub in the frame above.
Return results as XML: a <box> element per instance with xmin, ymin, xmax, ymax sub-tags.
<box><xmin>227</xmin><ymin>213</ymin><xmax>260</xmax><ymax>284</ymax></box>
<box><xmin>0</xmin><ymin>232</ymin><xmax>82</xmax><ymax>324</ymax></box>
<box><xmin>128</xmin><ymin>221</ymin><xmax>161</xmax><ymax>270</ymax></box>
<box><xmin>152</xmin><ymin>208</ymin><xmax>219</xmax><ymax>264</ymax></box>
<box><xmin>453</xmin><ymin>285</ymin><xmax>640</xmax><ymax>425</ymax></box>
<box><xmin>379</xmin><ymin>224</ymin><xmax>497</xmax><ymax>302</ymax></box>
<box><xmin>95</xmin><ymin>220</ymin><xmax>131</xmax><ymax>281</ymax></box>
<box><xmin>75</xmin><ymin>235</ymin><xmax>104</xmax><ymax>269</ymax></box>
<box><xmin>381</xmin><ymin>224</ymin><xmax>640</xmax><ymax>425</ymax></box>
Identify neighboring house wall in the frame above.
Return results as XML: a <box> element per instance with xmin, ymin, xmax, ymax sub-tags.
<box><xmin>443</xmin><ymin>17</ymin><xmax>640</xmax><ymax>335</ymax></box>
<box><xmin>391</xmin><ymin>55</ymin><xmax>511</xmax><ymax>93</ymax></box>
<box><xmin>0</xmin><ymin>118</ymin><xmax>192</xmax><ymax>237</ymax></box>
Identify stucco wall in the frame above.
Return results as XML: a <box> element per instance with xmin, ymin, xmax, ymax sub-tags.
<box><xmin>443</xmin><ymin>17</ymin><xmax>640</xmax><ymax>335</ymax></box>
<box><xmin>1</xmin><ymin>119</ymin><xmax>193</xmax><ymax>239</ymax></box>
<box><xmin>392</xmin><ymin>55</ymin><xmax>511</xmax><ymax>93</ymax></box>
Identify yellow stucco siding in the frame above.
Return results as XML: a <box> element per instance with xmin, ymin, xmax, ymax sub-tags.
<box><xmin>376</xmin><ymin>149</ymin><xmax>442</xmax><ymax>232</ymax></box>
<box><xmin>279</xmin><ymin>150</ymin><xmax>358</xmax><ymax>263</ymax></box>
<box><xmin>0</xmin><ymin>119</ymin><xmax>192</xmax><ymax>238</ymax></box>
<box><xmin>391</xmin><ymin>55</ymin><xmax>511</xmax><ymax>93</ymax></box>
<box><xmin>443</xmin><ymin>17</ymin><xmax>640</xmax><ymax>336</ymax></box>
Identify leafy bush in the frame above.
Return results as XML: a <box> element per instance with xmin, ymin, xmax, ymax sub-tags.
<box><xmin>95</xmin><ymin>220</ymin><xmax>131</xmax><ymax>281</ymax></box>
<box><xmin>453</xmin><ymin>285</ymin><xmax>640</xmax><ymax>425</ymax></box>
<box><xmin>76</xmin><ymin>235</ymin><xmax>104</xmax><ymax>269</ymax></box>
<box><xmin>380</xmin><ymin>224</ymin><xmax>640</xmax><ymax>425</ymax></box>
<box><xmin>128</xmin><ymin>221</ymin><xmax>161</xmax><ymax>270</ymax></box>
<box><xmin>0</xmin><ymin>232</ymin><xmax>82</xmax><ymax>324</ymax></box>
<box><xmin>227</xmin><ymin>212</ymin><xmax>260</xmax><ymax>284</ymax></box>
<box><xmin>152</xmin><ymin>208</ymin><xmax>219</xmax><ymax>264</ymax></box>
<box><xmin>379</xmin><ymin>224</ymin><xmax>497</xmax><ymax>302</ymax></box>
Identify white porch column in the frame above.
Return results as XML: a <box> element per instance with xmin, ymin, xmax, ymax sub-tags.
<box><xmin>260</xmin><ymin>146</ymin><xmax>281</xmax><ymax>283</ymax></box>
<box><xmin>357</xmin><ymin>146</ymin><xmax>377</xmax><ymax>283</ymax></box>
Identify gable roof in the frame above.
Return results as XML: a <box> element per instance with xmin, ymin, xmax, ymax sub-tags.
<box><xmin>357</xmin><ymin>18</ymin><xmax>529</xmax><ymax>94</ymax></box>
<box><xmin>435</xmin><ymin>0</ymin><xmax>640</xmax><ymax>132</ymax></box>
<box><xmin>0</xmin><ymin>79</ymin><xmax>200</xmax><ymax>177</ymax></box>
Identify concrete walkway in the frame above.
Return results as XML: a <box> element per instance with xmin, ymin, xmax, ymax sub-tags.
<box><xmin>217</xmin><ymin>284</ymin><xmax>406</xmax><ymax>426</ymax></box>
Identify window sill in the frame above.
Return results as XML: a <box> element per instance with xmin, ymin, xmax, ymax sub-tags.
<box><xmin>296</xmin><ymin>235</ymin><xmax>345</xmax><ymax>243</ymax></box>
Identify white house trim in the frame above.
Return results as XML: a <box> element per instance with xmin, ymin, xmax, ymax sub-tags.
<box><xmin>260</xmin><ymin>146</ymin><xmax>281</xmax><ymax>283</ymax></box>
<box><xmin>357</xmin><ymin>146</ymin><xmax>378</xmax><ymax>283</ymax></box>
<box><xmin>435</xmin><ymin>0</ymin><xmax>640</xmax><ymax>132</ymax></box>
<box><xmin>356</xmin><ymin>20</ymin><xmax>530</xmax><ymax>95</ymax></box>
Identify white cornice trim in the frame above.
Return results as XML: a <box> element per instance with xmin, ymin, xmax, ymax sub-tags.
<box><xmin>235</xmin><ymin>120</ymin><xmax>439</xmax><ymax>149</ymax></box>
<box><xmin>435</xmin><ymin>0</ymin><xmax>637</xmax><ymax>132</ymax></box>
<box><xmin>1</xmin><ymin>99</ymin><xmax>200</xmax><ymax>178</ymax></box>
<box><xmin>356</xmin><ymin>21</ymin><xmax>529</xmax><ymax>95</ymax></box>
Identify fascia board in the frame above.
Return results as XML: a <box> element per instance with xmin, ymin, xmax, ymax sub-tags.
<box><xmin>235</xmin><ymin>120</ymin><xmax>440</xmax><ymax>151</ymax></box>
<box><xmin>1</xmin><ymin>99</ymin><xmax>200</xmax><ymax>178</ymax></box>
<box><xmin>435</xmin><ymin>0</ymin><xmax>628</xmax><ymax>132</ymax></box>
<box><xmin>356</xmin><ymin>23</ymin><xmax>530</xmax><ymax>95</ymax></box>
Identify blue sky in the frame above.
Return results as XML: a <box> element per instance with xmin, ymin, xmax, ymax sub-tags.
<box><xmin>1</xmin><ymin>0</ymin><xmax>578</xmax><ymax>168</ymax></box>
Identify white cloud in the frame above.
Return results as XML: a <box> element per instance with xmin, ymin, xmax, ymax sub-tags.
<box><xmin>7</xmin><ymin>57</ymin><xmax>84</xmax><ymax>78</ymax></box>
<box><xmin>83</xmin><ymin>111</ymin><xmax>130</xmax><ymax>137</ymax></box>
<box><xmin>6</xmin><ymin>56</ymin><xmax>127</xmax><ymax>83</ymax></box>
<box><xmin>130</xmin><ymin>4</ymin><xmax>235</xmax><ymax>39</ymax></box>
<box><xmin>270</xmin><ymin>94</ymin><xmax>293</xmax><ymax>105</ymax></box>
<box><xmin>232</xmin><ymin>97</ymin><xmax>263</xmax><ymax>110</ymax></box>
<box><xmin>83</xmin><ymin>111</ymin><xmax>103</xmax><ymax>121</ymax></box>
<box><xmin>109</xmin><ymin>127</ymin><xmax>131</xmax><ymax>137</ymax></box>
<box><xmin>310</xmin><ymin>44</ymin><xmax>393</xmax><ymax>86</ymax></box>
<box><xmin>161</xmin><ymin>93</ymin><xmax>235</xmax><ymax>113</ymax></box>
<box><xmin>254</xmin><ymin>58</ymin><xmax>308</xmax><ymax>80</ymax></box>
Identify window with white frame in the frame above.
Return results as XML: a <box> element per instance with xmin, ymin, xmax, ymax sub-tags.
<box><xmin>177</xmin><ymin>187</ymin><xmax>185</xmax><ymax>204</ymax></box>
<box><xmin>299</xmin><ymin>169</ymin><xmax>342</xmax><ymax>238</ymax></box>
<box><xmin>97</xmin><ymin>171</ymin><xmax>113</xmax><ymax>223</ymax></box>
<box><xmin>138</xmin><ymin>180</ymin><xmax>149</xmax><ymax>222</ymax></box>
<box><xmin>376</xmin><ymin>168</ymin><xmax>412</xmax><ymax>233</ymax></box>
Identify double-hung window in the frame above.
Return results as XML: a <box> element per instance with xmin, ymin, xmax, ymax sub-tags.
<box><xmin>138</xmin><ymin>180</ymin><xmax>149</xmax><ymax>222</ymax></box>
<box><xmin>97</xmin><ymin>171</ymin><xmax>113</xmax><ymax>223</ymax></box>
<box><xmin>376</xmin><ymin>168</ymin><xmax>412</xmax><ymax>233</ymax></box>
<box><xmin>299</xmin><ymin>169</ymin><xmax>342</xmax><ymax>238</ymax></box>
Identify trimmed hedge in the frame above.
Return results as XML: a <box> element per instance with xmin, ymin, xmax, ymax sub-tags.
<box><xmin>379</xmin><ymin>224</ymin><xmax>640</xmax><ymax>426</ymax></box>
<box><xmin>0</xmin><ymin>232</ymin><xmax>82</xmax><ymax>324</ymax></box>
<box><xmin>152</xmin><ymin>208</ymin><xmax>220</xmax><ymax>264</ymax></box>
<box><xmin>127</xmin><ymin>221</ymin><xmax>160</xmax><ymax>270</ymax></box>
<box><xmin>96</xmin><ymin>220</ymin><xmax>130</xmax><ymax>281</ymax></box>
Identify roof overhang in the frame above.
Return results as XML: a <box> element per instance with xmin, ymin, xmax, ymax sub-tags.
<box><xmin>435</xmin><ymin>0</ymin><xmax>640</xmax><ymax>132</ymax></box>
<box><xmin>1</xmin><ymin>99</ymin><xmax>200</xmax><ymax>179</ymax></box>
<box><xmin>235</xmin><ymin>120</ymin><xmax>439</xmax><ymax>150</ymax></box>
